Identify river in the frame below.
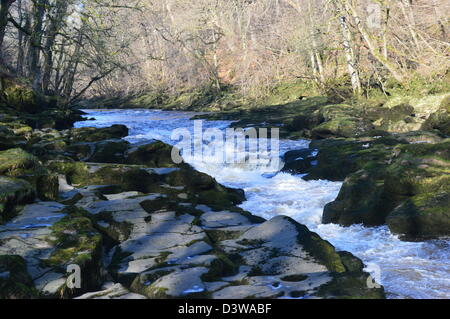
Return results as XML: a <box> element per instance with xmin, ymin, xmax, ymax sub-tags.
<box><xmin>75</xmin><ymin>109</ymin><xmax>450</xmax><ymax>299</ymax></box>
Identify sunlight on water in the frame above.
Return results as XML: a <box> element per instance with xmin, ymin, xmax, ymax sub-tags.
<box><xmin>76</xmin><ymin>109</ymin><xmax>450</xmax><ymax>299</ymax></box>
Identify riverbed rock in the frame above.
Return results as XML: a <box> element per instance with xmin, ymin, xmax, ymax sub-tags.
<box><xmin>0</xmin><ymin>177</ymin><xmax>35</xmax><ymax>223</ymax></box>
<box><xmin>301</xmin><ymin>137</ymin><xmax>398</xmax><ymax>181</ymax></box>
<box><xmin>322</xmin><ymin>139</ymin><xmax>450</xmax><ymax>239</ymax></box>
<box><xmin>282</xmin><ymin>149</ymin><xmax>318</xmax><ymax>174</ymax></box>
<box><xmin>386</xmin><ymin>192</ymin><xmax>450</xmax><ymax>239</ymax></box>
<box><xmin>50</xmin><ymin>176</ymin><xmax>384</xmax><ymax>300</ymax></box>
<box><xmin>0</xmin><ymin>202</ymin><xmax>104</xmax><ymax>298</ymax></box>
<box><xmin>0</xmin><ymin>148</ymin><xmax>59</xmax><ymax>201</ymax></box>
<box><xmin>421</xmin><ymin>95</ymin><xmax>450</xmax><ymax>136</ymax></box>
<box><xmin>87</xmin><ymin>139</ymin><xmax>130</xmax><ymax>164</ymax></box>
<box><xmin>311</xmin><ymin>104</ymin><xmax>375</xmax><ymax>139</ymax></box>
<box><xmin>126</xmin><ymin>141</ymin><xmax>179</xmax><ymax>167</ymax></box>
<box><xmin>70</xmin><ymin>125</ymin><xmax>129</xmax><ymax>143</ymax></box>
<box><xmin>0</xmin><ymin>255</ymin><xmax>37</xmax><ymax>299</ymax></box>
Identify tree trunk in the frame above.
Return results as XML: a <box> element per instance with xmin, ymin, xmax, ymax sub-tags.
<box><xmin>308</xmin><ymin>0</ymin><xmax>325</xmax><ymax>85</ymax></box>
<box><xmin>342</xmin><ymin>0</ymin><xmax>404</xmax><ymax>83</ymax></box>
<box><xmin>0</xmin><ymin>0</ymin><xmax>16</xmax><ymax>55</ymax></box>
<box><xmin>28</xmin><ymin>0</ymin><xmax>47</xmax><ymax>92</ymax></box>
<box><xmin>63</xmin><ymin>32</ymin><xmax>83</xmax><ymax>98</ymax></box>
<box><xmin>339</xmin><ymin>15</ymin><xmax>362</xmax><ymax>94</ymax></box>
<box><xmin>399</xmin><ymin>0</ymin><xmax>420</xmax><ymax>51</ymax></box>
<box><xmin>42</xmin><ymin>1</ymin><xmax>69</xmax><ymax>93</ymax></box>
<box><xmin>16</xmin><ymin>0</ymin><xmax>28</xmax><ymax>75</ymax></box>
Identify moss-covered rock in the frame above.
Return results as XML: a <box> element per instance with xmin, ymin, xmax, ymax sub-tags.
<box><xmin>321</xmin><ymin>139</ymin><xmax>450</xmax><ymax>239</ymax></box>
<box><xmin>47</xmin><ymin>161</ymin><xmax>90</xmax><ymax>186</ymax></box>
<box><xmin>386</xmin><ymin>192</ymin><xmax>450</xmax><ymax>239</ymax></box>
<box><xmin>322</xmin><ymin>169</ymin><xmax>398</xmax><ymax>227</ymax></box>
<box><xmin>45</xmin><ymin>206</ymin><xmax>104</xmax><ymax>296</ymax></box>
<box><xmin>282</xmin><ymin>149</ymin><xmax>318</xmax><ymax>174</ymax></box>
<box><xmin>317</xmin><ymin>272</ymin><xmax>385</xmax><ymax>299</ymax></box>
<box><xmin>24</xmin><ymin>108</ymin><xmax>85</xmax><ymax>130</ymax></box>
<box><xmin>0</xmin><ymin>176</ymin><xmax>35</xmax><ymax>223</ymax></box>
<box><xmin>366</xmin><ymin>103</ymin><xmax>419</xmax><ymax>132</ymax></box>
<box><xmin>304</xmin><ymin>138</ymin><xmax>397</xmax><ymax>181</ymax></box>
<box><xmin>1</xmin><ymin>77</ymin><xmax>41</xmax><ymax>114</ymax></box>
<box><xmin>0</xmin><ymin>148</ymin><xmax>40</xmax><ymax>176</ymax></box>
<box><xmin>0</xmin><ymin>148</ymin><xmax>59</xmax><ymax>201</ymax></box>
<box><xmin>0</xmin><ymin>255</ymin><xmax>37</xmax><ymax>299</ymax></box>
<box><xmin>422</xmin><ymin>94</ymin><xmax>450</xmax><ymax>136</ymax></box>
<box><xmin>126</xmin><ymin>141</ymin><xmax>179</xmax><ymax>167</ymax></box>
<box><xmin>70</xmin><ymin>125</ymin><xmax>129</xmax><ymax>143</ymax></box>
<box><xmin>163</xmin><ymin>164</ymin><xmax>245</xmax><ymax>209</ymax></box>
<box><xmin>0</xmin><ymin>124</ymin><xmax>28</xmax><ymax>151</ymax></box>
<box><xmin>88</xmin><ymin>139</ymin><xmax>130</xmax><ymax>164</ymax></box>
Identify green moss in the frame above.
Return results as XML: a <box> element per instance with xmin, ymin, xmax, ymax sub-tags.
<box><xmin>201</xmin><ymin>252</ymin><xmax>238</xmax><ymax>282</ymax></box>
<box><xmin>0</xmin><ymin>148</ymin><xmax>41</xmax><ymax>176</ymax></box>
<box><xmin>317</xmin><ymin>273</ymin><xmax>385</xmax><ymax>299</ymax></box>
<box><xmin>46</xmin><ymin>207</ymin><xmax>103</xmax><ymax>268</ymax></box>
<box><xmin>0</xmin><ymin>176</ymin><xmax>35</xmax><ymax>223</ymax></box>
<box><xmin>47</xmin><ymin>161</ymin><xmax>89</xmax><ymax>186</ymax></box>
<box><xmin>70</xmin><ymin>125</ymin><xmax>129</xmax><ymax>143</ymax></box>
<box><xmin>126</xmin><ymin>141</ymin><xmax>177</xmax><ymax>167</ymax></box>
<box><xmin>0</xmin><ymin>255</ymin><xmax>38</xmax><ymax>299</ymax></box>
<box><xmin>294</xmin><ymin>222</ymin><xmax>346</xmax><ymax>273</ymax></box>
<box><xmin>2</xmin><ymin>79</ymin><xmax>40</xmax><ymax>114</ymax></box>
<box><xmin>387</xmin><ymin>192</ymin><xmax>450</xmax><ymax>239</ymax></box>
<box><xmin>263</xmin><ymin>80</ymin><xmax>319</xmax><ymax>106</ymax></box>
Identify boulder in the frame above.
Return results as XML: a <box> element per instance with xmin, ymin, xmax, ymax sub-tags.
<box><xmin>0</xmin><ymin>148</ymin><xmax>41</xmax><ymax>176</ymax></box>
<box><xmin>1</xmin><ymin>77</ymin><xmax>41</xmax><ymax>114</ymax></box>
<box><xmin>386</xmin><ymin>192</ymin><xmax>450</xmax><ymax>239</ymax></box>
<box><xmin>0</xmin><ymin>255</ymin><xmax>37</xmax><ymax>299</ymax></box>
<box><xmin>70</xmin><ymin>125</ymin><xmax>129</xmax><ymax>143</ymax></box>
<box><xmin>0</xmin><ymin>176</ymin><xmax>35</xmax><ymax>223</ymax></box>
<box><xmin>88</xmin><ymin>139</ymin><xmax>130</xmax><ymax>164</ymax></box>
<box><xmin>366</xmin><ymin>103</ymin><xmax>419</xmax><ymax>133</ymax></box>
<box><xmin>312</xmin><ymin>117</ymin><xmax>374</xmax><ymax>139</ymax></box>
<box><xmin>322</xmin><ymin>139</ymin><xmax>450</xmax><ymax>239</ymax></box>
<box><xmin>126</xmin><ymin>141</ymin><xmax>179</xmax><ymax>167</ymax></box>
<box><xmin>282</xmin><ymin>149</ymin><xmax>318</xmax><ymax>174</ymax></box>
<box><xmin>0</xmin><ymin>203</ymin><xmax>104</xmax><ymax>298</ymax></box>
<box><xmin>422</xmin><ymin>95</ymin><xmax>450</xmax><ymax>136</ymax></box>
<box><xmin>0</xmin><ymin>125</ymin><xmax>27</xmax><ymax>151</ymax></box>
<box><xmin>322</xmin><ymin>169</ymin><xmax>398</xmax><ymax>226</ymax></box>
<box><xmin>0</xmin><ymin>148</ymin><xmax>59</xmax><ymax>201</ymax></box>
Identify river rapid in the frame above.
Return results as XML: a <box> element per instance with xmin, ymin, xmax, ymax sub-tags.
<box><xmin>75</xmin><ymin>109</ymin><xmax>450</xmax><ymax>299</ymax></box>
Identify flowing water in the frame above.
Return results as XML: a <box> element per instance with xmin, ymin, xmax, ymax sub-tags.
<box><xmin>76</xmin><ymin>109</ymin><xmax>450</xmax><ymax>299</ymax></box>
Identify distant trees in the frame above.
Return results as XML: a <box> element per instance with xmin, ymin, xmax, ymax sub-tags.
<box><xmin>0</xmin><ymin>0</ymin><xmax>448</xmax><ymax>103</ymax></box>
<box><xmin>1</xmin><ymin>0</ymin><xmax>141</xmax><ymax>104</ymax></box>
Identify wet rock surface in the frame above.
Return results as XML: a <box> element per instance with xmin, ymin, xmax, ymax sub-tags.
<box><xmin>282</xmin><ymin>133</ymin><xmax>450</xmax><ymax>240</ymax></box>
<box><xmin>0</xmin><ymin>119</ymin><xmax>384</xmax><ymax>298</ymax></box>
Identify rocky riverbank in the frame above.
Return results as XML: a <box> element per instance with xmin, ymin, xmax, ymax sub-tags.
<box><xmin>196</xmin><ymin>92</ymin><xmax>450</xmax><ymax>241</ymax></box>
<box><xmin>0</xmin><ymin>108</ymin><xmax>385</xmax><ymax>299</ymax></box>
